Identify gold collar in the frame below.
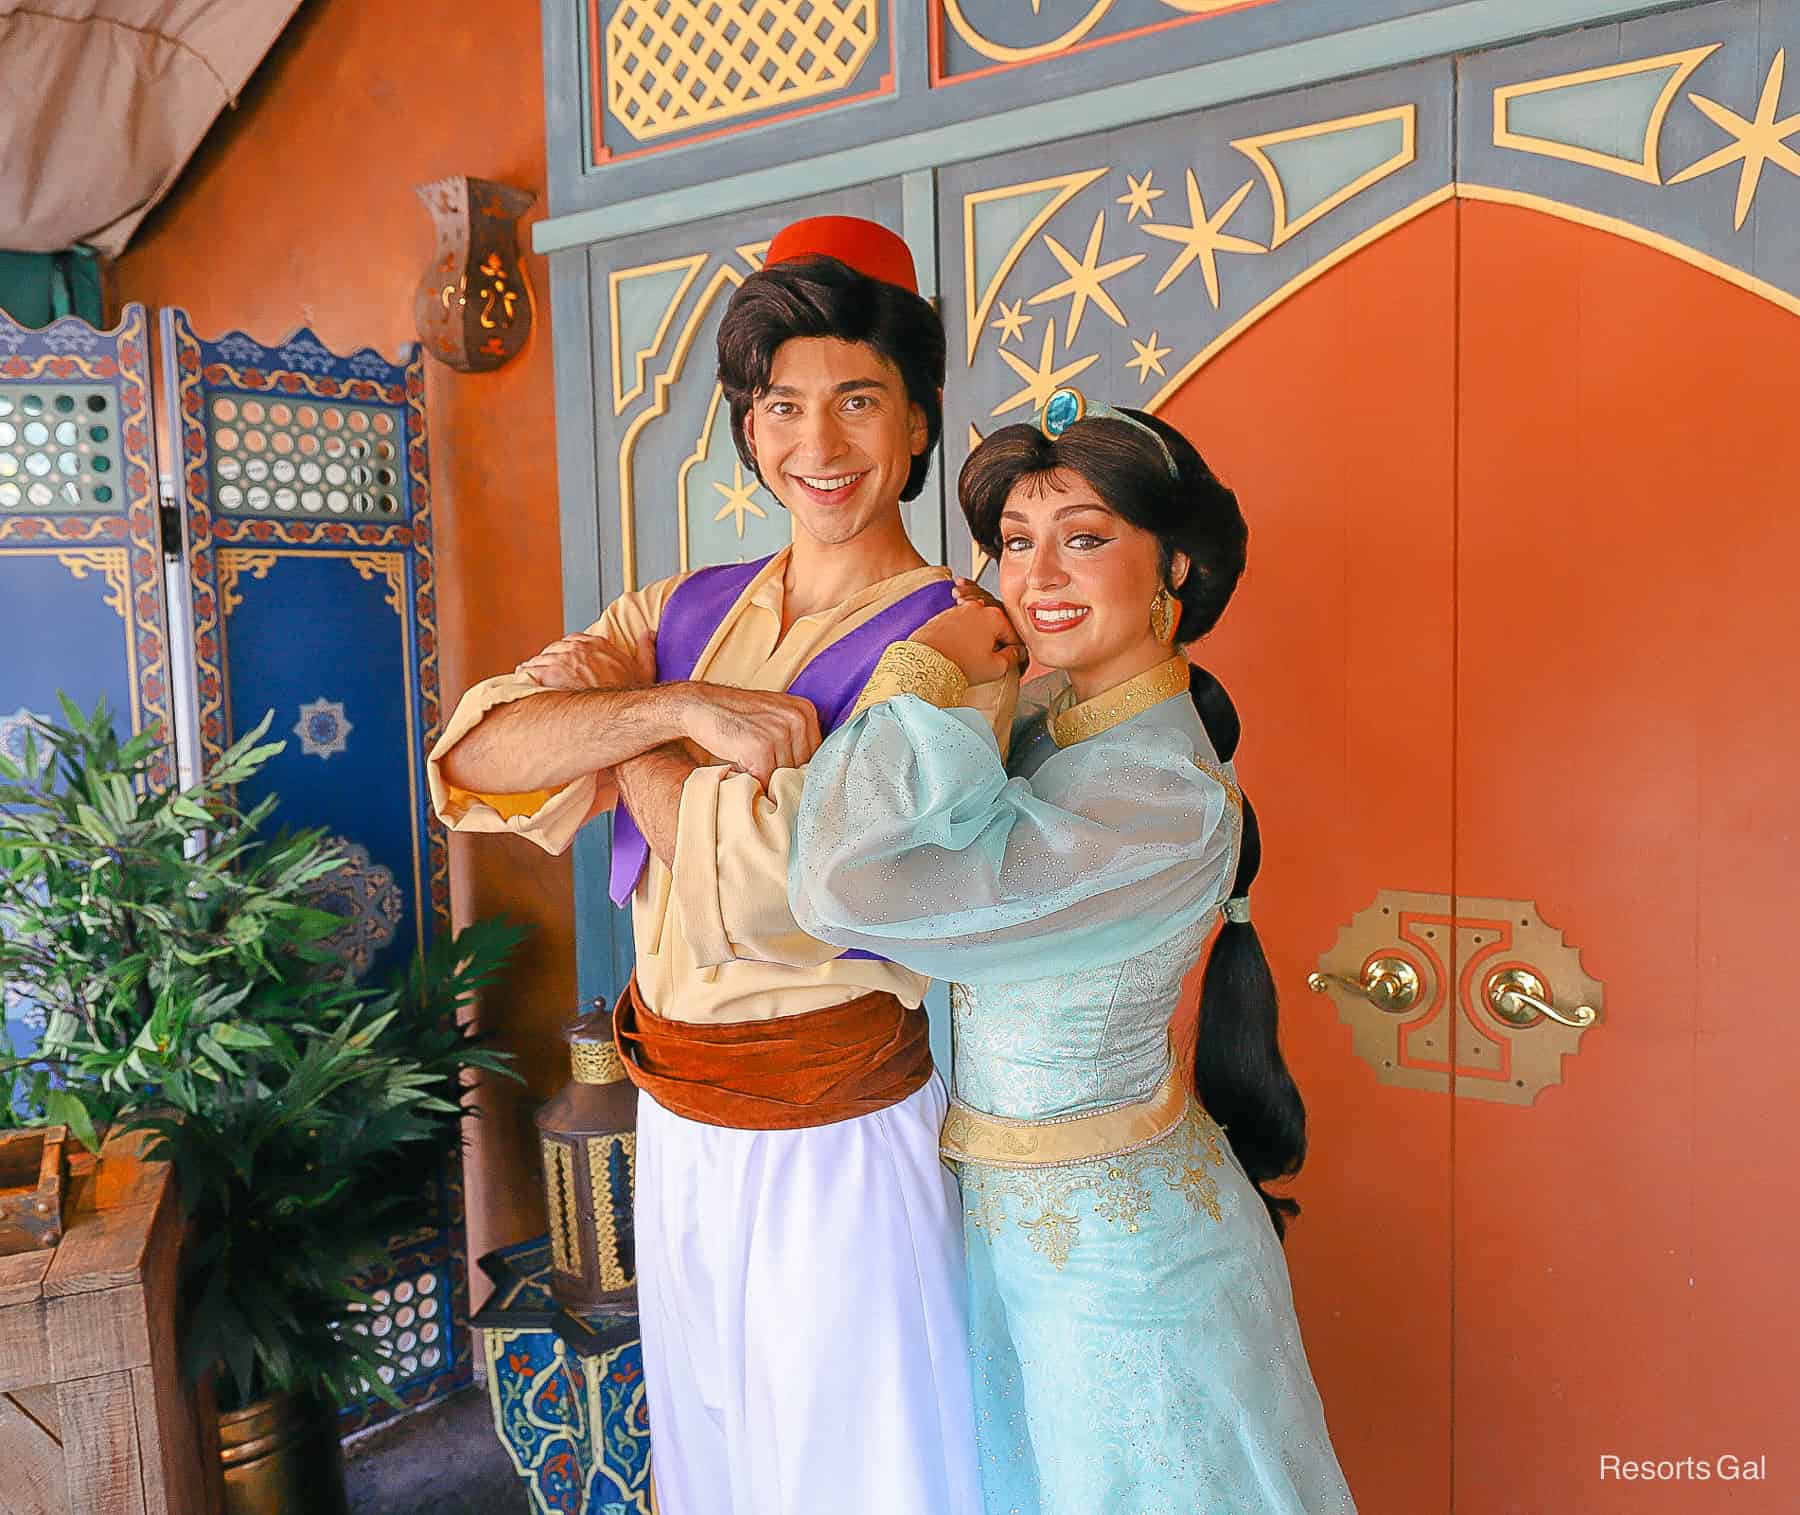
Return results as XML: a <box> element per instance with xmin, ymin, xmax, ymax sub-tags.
<box><xmin>1048</xmin><ymin>655</ymin><xmax>1190</xmax><ymax>747</ymax></box>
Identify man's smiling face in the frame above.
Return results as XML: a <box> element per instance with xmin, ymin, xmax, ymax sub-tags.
<box><xmin>743</xmin><ymin>336</ymin><xmax>928</xmax><ymax>549</ymax></box>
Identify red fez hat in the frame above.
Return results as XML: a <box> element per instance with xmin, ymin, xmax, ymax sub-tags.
<box><xmin>764</xmin><ymin>215</ymin><xmax>918</xmax><ymax>294</ymax></box>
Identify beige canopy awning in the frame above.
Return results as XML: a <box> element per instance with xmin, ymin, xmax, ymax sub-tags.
<box><xmin>0</xmin><ymin>0</ymin><xmax>303</xmax><ymax>256</ymax></box>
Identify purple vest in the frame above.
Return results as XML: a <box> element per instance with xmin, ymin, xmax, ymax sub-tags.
<box><xmin>608</xmin><ymin>555</ymin><xmax>955</xmax><ymax>908</ymax></box>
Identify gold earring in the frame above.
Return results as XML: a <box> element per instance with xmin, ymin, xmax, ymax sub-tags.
<box><xmin>1150</xmin><ymin>587</ymin><xmax>1178</xmax><ymax>644</ymax></box>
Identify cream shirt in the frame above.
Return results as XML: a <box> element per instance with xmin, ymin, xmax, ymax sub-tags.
<box><xmin>427</xmin><ymin>549</ymin><xmax>1018</xmax><ymax>1023</ymax></box>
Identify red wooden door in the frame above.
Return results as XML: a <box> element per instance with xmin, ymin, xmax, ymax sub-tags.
<box><xmin>1453</xmin><ymin>198</ymin><xmax>1800</xmax><ymax>1511</ymax></box>
<box><xmin>1161</xmin><ymin>201</ymin><xmax>1460</xmax><ymax>1515</ymax></box>
<box><xmin>1159</xmin><ymin>190</ymin><xmax>1799</xmax><ymax>1511</ymax></box>
<box><xmin>954</xmin><ymin>13</ymin><xmax>1800</xmax><ymax>1505</ymax></box>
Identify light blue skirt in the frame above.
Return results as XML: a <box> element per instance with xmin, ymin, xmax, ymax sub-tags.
<box><xmin>958</xmin><ymin>1102</ymin><xmax>1357</xmax><ymax>1515</ymax></box>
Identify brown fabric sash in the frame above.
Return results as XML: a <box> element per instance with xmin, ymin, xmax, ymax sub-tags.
<box><xmin>612</xmin><ymin>976</ymin><xmax>934</xmax><ymax>1130</ymax></box>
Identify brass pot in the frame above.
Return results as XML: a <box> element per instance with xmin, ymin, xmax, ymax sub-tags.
<box><xmin>218</xmin><ymin>1391</ymin><xmax>349</xmax><ymax>1515</ymax></box>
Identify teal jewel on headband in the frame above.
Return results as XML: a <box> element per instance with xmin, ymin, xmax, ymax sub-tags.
<box><xmin>1037</xmin><ymin>386</ymin><xmax>1180</xmax><ymax>479</ymax></box>
<box><xmin>1042</xmin><ymin>387</ymin><xmax>1083</xmax><ymax>437</ymax></box>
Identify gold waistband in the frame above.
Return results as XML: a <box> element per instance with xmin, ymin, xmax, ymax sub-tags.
<box><xmin>940</xmin><ymin>1058</ymin><xmax>1188</xmax><ymax>1170</ymax></box>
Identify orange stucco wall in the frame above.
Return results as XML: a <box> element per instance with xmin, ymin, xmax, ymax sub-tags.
<box><xmin>113</xmin><ymin>0</ymin><xmax>574</xmax><ymax>1295</ymax></box>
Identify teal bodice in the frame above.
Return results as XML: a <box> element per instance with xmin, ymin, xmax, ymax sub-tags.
<box><xmin>948</xmin><ymin>915</ymin><xmax>1210</xmax><ymax>1119</ymax></box>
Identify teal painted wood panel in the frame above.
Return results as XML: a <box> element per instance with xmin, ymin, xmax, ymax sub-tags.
<box><xmin>538</xmin><ymin>0</ymin><xmax>1698</xmax><ymax>243</ymax></box>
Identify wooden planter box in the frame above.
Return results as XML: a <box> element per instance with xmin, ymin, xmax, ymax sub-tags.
<box><xmin>0</xmin><ymin>1128</ymin><xmax>218</xmax><ymax>1515</ymax></box>
<box><xmin>0</xmin><ymin>1126</ymin><xmax>67</xmax><ymax>1256</ymax></box>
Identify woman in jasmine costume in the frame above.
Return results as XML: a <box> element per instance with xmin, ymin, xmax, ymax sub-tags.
<box><xmin>788</xmin><ymin>392</ymin><xmax>1355</xmax><ymax>1514</ymax></box>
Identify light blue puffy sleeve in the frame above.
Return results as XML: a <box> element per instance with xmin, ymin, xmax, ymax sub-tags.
<box><xmin>788</xmin><ymin>690</ymin><xmax>1240</xmax><ymax>984</ymax></box>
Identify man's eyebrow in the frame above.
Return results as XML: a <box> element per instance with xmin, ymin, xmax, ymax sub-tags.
<box><xmin>762</xmin><ymin>377</ymin><xmax>890</xmax><ymax>397</ymax></box>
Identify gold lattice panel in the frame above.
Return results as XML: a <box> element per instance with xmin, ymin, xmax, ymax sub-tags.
<box><xmin>604</xmin><ymin>0</ymin><xmax>879</xmax><ymax>141</ymax></box>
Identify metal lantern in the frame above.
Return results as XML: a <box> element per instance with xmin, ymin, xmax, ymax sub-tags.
<box><xmin>535</xmin><ymin>1001</ymin><xmax>639</xmax><ymax>1314</ymax></box>
<box><xmin>413</xmin><ymin>175</ymin><xmax>535</xmax><ymax>372</ymax></box>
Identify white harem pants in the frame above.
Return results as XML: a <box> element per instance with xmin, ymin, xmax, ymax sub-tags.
<box><xmin>634</xmin><ymin>1071</ymin><xmax>983</xmax><ymax>1515</ymax></box>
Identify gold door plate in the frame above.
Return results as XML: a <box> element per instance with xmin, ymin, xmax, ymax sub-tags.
<box><xmin>1310</xmin><ymin>890</ymin><xmax>1604</xmax><ymax>1106</ymax></box>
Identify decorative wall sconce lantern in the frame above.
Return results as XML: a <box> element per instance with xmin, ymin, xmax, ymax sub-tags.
<box><xmin>536</xmin><ymin>1002</ymin><xmax>639</xmax><ymax>1314</ymax></box>
<box><xmin>413</xmin><ymin>176</ymin><xmax>535</xmax><ymax>372</ymax></box>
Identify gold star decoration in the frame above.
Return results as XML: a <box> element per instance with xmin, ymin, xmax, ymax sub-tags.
<box><xmin>1028</xmin><ymin>211</ymin><xmax>1145</xmax><ymax>348</ymax></box>
<box><xmin>990</xmin><ymin>318</ymin><xmax>1100</xmax><ymax>419</ymax></box>
<box><xmin>1117</xmin><ymin>170</ymin><xmax>1164</xmax><ymax>222</ymax></box>
<box><xmin>1140</xmin><ymin>170</ymin><xmax>1263</xmax><ymax>306</ymax></box>
<box><xmin>711</xmin><ymin>461</ymin><xmax>767</xmax><ymax>538</ymax></box>
<box><xmin>1669</xmin><ymin>48</ymin><xmax>1800</xmax><ymax>230</ymax></box>
<box><xmin>1127</xmin><ymin>331</ymin><xmax>1171</xmax><ymax>384</ymax></box>
<box><xmin>990</xmin><ymin>298</ymin><xmax>1032</xmax><ymax>346</ymax></box>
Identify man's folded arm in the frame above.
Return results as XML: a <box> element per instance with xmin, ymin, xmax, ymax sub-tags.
<box><xmin>671</xmin><ymin>666</ymin><xmax>1022</xmax><ymax>968</ymax></box>
<box><xmin>427</xmin><ymin>577</ymin><xmax>681</xmax><ymax>855</ymax></box>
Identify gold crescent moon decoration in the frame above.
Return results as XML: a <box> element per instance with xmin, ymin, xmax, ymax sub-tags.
<box><xmin>943</xmin><ymin>0</ymin><xmax>1254</xmax><ymax>66</ymax></box>
<box><xmin>941</xmin><ymin>0</ymin><xmax>1120</xmax><ymax>65</ymax></box>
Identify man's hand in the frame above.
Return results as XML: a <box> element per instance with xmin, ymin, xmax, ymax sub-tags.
<box><xmin>911</xmin><ymin>603</ymin><xmax>1027</xmax><ymax>685</ymax></box>
<box><xmin>518</xmin><ymin>628</ymin><xmax>655</xmax><ymax>691</ymax></box>
<box><xmin>672</xmin><ymin>685</ymin><xmax>822</xmax><ymax>789</ymax></box>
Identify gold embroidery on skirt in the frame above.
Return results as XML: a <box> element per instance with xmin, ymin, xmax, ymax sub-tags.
<box><xmin>962</xmin><ymin>1103</ymin><xmax>1227</xmax><ymax>1270</ymax></box>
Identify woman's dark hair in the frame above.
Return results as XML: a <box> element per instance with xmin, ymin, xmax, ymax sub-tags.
<box><xmin>716</xmin><ymin>254</ymin><xmax>945</xmax><ymax>502</ymax></box>
<box><xmin>959</xmin><ymin>412</ymin><xmax>1307</xmax><ymax>1237</ymax></box>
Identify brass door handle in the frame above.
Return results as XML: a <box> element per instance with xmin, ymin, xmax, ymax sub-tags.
<box><xmin>1486</xmin><ymin>967</ymin><xmax>1597</xmax><ymax>1028</ymax></box>
<box><xmin>1308</xmin><ymin>957</ymin><xmax>1421</xmax><ymax>1013</ymax></box>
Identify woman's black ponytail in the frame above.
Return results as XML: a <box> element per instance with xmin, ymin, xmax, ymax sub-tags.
<box><xmin>1188</xmin><ymin>666</ymin><xmax>1307</xmax><ymax>1239</ymax></box>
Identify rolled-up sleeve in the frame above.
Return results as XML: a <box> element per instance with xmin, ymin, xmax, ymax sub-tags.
<box><xmin>425</xmin><ymin>575</ymin><xmax>682</xmax><ymax>855</ymax></box>
<box><xmin>670</xmin><ymin>649</ymin><xmax>1021</xmax><ymax>968</ymax></box>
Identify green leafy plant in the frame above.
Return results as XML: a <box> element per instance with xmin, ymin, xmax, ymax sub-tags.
<box><xmin>0</xmin><ymin>696</ymin><xmax>523</xmax><ymax>1410</ymax></box>
<box><xmin>1</xmin><ymin>1016</ymin><xmax>27</xmax><ymax>1132</ymax></box>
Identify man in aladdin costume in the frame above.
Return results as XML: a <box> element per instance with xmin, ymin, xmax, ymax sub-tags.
<box><xmin>428</xmin><ymin>217</ymin><xmax>1018</xmax><ymax>1515</ymax></box>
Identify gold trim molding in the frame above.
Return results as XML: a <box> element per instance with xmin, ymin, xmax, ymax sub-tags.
<box><xmin>963</xmin><ymin>168</ymin><xmax>1109</xmax><ymax>365</ymax></box>
<box><xmin>1493</xmin><ymin>46</ymin><xmax>1718</xmax><ymax>186</ymax></box>
<box><xmin>346</xmin><ymin>553</ymin><xmax>407</xmax><ymax>617</ymax></box>
<box><xmin>51</xmin><ymin>548</ymin><xmax>130</xmax><ymax>618</ymax></box>
<box><xmin>1233</xmin><ymin>103</ymin><xmax>1417</xmax><ymax>248</ymax></box>
<box><xmin>214</xmin><ymin>548</ymin><xmax>280</xmax><ymax>617</ymax></box>
<box><xmin>609</xmin><ymin>253</ymin><xmax>708</xmax><ymax>415</ymax></box>
<box><xmin>615</xmin><ymin>260</ymin><xmax>745</xmax><ymax>591</ymax></box>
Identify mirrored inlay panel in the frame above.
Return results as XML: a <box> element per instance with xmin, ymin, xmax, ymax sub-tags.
<box><xmin>205</xmin><ymin>393</ymin><xmax>406</xmax><ymax>518</ymax></box>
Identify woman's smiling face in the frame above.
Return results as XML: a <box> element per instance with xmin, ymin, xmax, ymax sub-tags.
<box><xmin>996</xmin><ymin>467</ymin><xmax>1185</xmax><ymax>700</ymax></box>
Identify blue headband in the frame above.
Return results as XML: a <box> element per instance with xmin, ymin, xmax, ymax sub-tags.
<box><xmin>1039</xmin><ymin>386</ymin><xmax>1180</xmax><ymax>478</ymax></box>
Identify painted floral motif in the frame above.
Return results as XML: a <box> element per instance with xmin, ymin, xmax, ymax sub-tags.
<box><xmin>486</xmin><ymin>1326</ymin><xmax>654</xmax><ymax>1515</ymax></box>
<box><xmin>216</xmin><ymin>332</ymin><xmax>264</xmax><ymax>365</ymax></box>
<box><xmin>306</xmin><ymin>838</ymin><xmax>403</xmax><ymax>979</ymax></box>
<box><xmin>279</xmin><ymin>333</ymin><xmax>337</xmax><ymax>374</ymax></box>
<box><xmin>294</xmin><ymin>696</ymin><xmax>353</xmax><ymax>760</ymax></box>
<box><xmin>0</xmin><ymin>707</ymin><xmax>47</xmax><ymax>765</ymax></box>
